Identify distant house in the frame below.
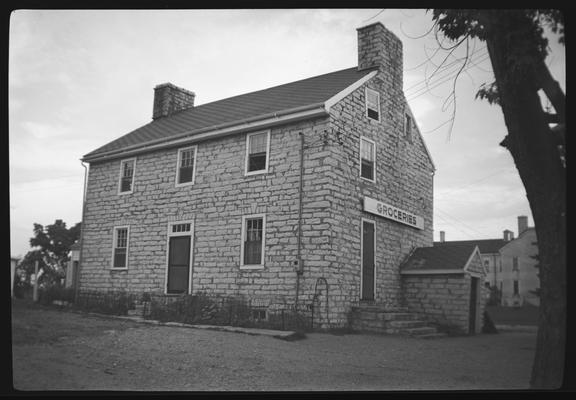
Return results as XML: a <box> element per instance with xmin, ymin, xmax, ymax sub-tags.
<box><xmin>435</xmin><ymin>215</ymin><xmax>540</xmax><ymax>307</ymax></box>
<box><xmin>499</xmin><ymin>217</ymin><xmax>539</xmax><ymax>306</ymax></box>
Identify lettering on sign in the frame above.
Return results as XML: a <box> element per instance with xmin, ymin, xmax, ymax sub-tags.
<box><xmin>363</xmin><ymin>196</ymin><xmax>424</xmax><ymax>230</ymax></box>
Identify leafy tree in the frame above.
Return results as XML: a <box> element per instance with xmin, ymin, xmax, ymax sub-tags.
<box><xmin>17</xmin><ymin>219</ymin><xmax>81</xmax><ymax>289</ymax></box>
<box><xmin>429</xmin><ymin>9</ymin><xmax>565</xmax><ymax>389</ymax></box>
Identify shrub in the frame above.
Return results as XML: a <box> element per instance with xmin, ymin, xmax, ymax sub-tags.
<box><xmin>38</xmin><ymin>285</ymin><xmax>75</xmax><ymax>306</ymax></box>
<box><xmin>74</xmin><ymin>290</ymin><xmax>135</xmax><ymax>316</ymax></box>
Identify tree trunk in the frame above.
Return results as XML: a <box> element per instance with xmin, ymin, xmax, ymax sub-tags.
<box><xmin>484</xmin><ymin>13</ymin><xmax>566</xmax><ymax>389</ymax></box>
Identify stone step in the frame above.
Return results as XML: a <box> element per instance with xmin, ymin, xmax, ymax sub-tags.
<box><xmin>400</xmin><ymin>326</ymin><xmax>439</xmax><ymax>337</ymax></box>
<box><xmin>387</xmin><ymin>320</ymin><xmax>428</xmax><ymax>329</ymax></box>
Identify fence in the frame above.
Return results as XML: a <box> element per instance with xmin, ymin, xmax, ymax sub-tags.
<box><xmin>145</xmin><ymin>293</ymin><xmax>313</xmax><ymax>332</ymax></box>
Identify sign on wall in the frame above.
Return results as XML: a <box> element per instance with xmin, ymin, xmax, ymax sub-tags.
<box><xmin>363</xmin><ymin>196</ymin><xmax>424</xmax><ymax>230</ymax></box>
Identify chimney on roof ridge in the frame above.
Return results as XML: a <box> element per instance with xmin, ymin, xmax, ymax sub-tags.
<box><xmin>518</xmin><ymin>215</ymin><xmax>529</xmax><ymax>235</ymax></box>
<box><xmin>357</xmin><ymin>22</ymin><xmax>403</xmax><ymax>91</ymax></box>
<box><xmin>440</xmin><ymin>231</ymin><xmax>445</xmax><ymax>242</ymax></box>
<box><xmin>153</xmin><ymin>83</ymin><xmax>195</xmax><ymax>120</ymax></box>
<box><xmin>503</xmin><ymin>229</ymin><xmax>515</xmax><ymax>242</ymax></box>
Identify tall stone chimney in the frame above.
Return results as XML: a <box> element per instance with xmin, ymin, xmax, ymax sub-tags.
<box><xmin>518</xmin><ymin>215</ymin><xmax>529</xmax><ymax>235</ymax></box>
<box><xmin>440</xmin><ymin>231</ymin><xmax>445</xmax><ymax>242</ymax></box>
<box><xmin>153</xmin><ymin>83</ymin><xmax>195</xmax><ymax>120</ymax></box>
<box><xmin>357</xmin><ymin>22</ymin><xmax>403</xmax><ymax>91</ymax></box>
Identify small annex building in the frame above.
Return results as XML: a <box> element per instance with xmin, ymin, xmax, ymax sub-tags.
<box><xmin>400</xmin><ymin>243</ymin><xmax>485</xmax><ymax>334</ymax></box>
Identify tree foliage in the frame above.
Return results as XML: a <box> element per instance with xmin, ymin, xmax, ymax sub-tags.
<box><xmin>17</xmin><ymin>219</ymin><xmax>81</xmax><ymax>288</ymax></box>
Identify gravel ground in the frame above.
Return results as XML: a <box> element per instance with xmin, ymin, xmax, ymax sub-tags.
<box><xmin>11</xmin><ymin>301</ymin><xmax>536</xmax><ymax>391</ymax></box>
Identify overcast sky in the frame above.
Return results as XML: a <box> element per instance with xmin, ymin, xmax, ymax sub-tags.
<box><xmin>9</xmin><ymin>9</ymin><xmax>566</xmax><ymax>257</ymax></box>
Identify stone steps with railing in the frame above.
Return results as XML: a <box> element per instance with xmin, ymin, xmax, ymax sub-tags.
<box><xmin>349</xmin><ymin>304</ymin><xmax>445</xmax><ymax>339</ymax></box>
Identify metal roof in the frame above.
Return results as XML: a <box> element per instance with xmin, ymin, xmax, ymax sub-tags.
<box><xmin>83</xmin><ymin>67</ymin><xmax>376</xmax><ymax>161</ymax></box>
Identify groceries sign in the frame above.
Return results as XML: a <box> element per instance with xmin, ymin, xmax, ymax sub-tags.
<box><xmin>363</xmin><ymin>196</ymin><xmax>424</xmax><ymax>230</ymax></box>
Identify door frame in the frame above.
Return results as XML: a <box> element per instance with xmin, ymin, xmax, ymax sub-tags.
<box><xmin>164</xmin><ymin>220</ymin><xmax>195</xmax><ymax>295</ymax></box>
<box><xmin>469</xmin><ymin>276</ymin><xmax>480</xmax><ymax>334</ymax></box>
<box><xmin>360</xmin><ymin>218</ymin><xmax>376</xmax><ymax>301</ymax></box>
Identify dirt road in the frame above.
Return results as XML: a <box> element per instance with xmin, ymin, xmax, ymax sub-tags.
<box><xmin>11</xmin><ymin>300</ymin><xmax>536</xmax><ymax>391</ymax></box>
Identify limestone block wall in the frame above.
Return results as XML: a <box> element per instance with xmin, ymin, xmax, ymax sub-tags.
<box><xmin>401</xmin><ymin>274</ymin><xmax>473</xmax><ymax>334</ymax></box>
<box><xmin>327</xmin><ymin>80</ymin><xmax>434</xmax><ymax>315</ymax></box>
<box><xmin>80</xmin><ymin>116</ymin><xmax>339</xmax><ymax>311</ymax></box>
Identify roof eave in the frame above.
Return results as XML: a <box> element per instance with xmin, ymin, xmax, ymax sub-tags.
<box><xmin>82</xmin><ymin>103</ymin><xmax>328</xmax><ymax>163</ymax></box>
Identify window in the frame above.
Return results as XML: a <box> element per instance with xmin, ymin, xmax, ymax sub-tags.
<box><xmin>112</xmin><ymin>226</ymin><xmax>129</xmax><ymax>269</ymax></box>
<box><xmin>245</xmin><ymin>131</ymin><xmax>270</xmax><ymax>175</ymax></box>
<box><xmin>512</xmin><ymin>257</ymin><xmax>519</xmax><ymax>271</ymax></box>
<box><xmin>118</xmin><ymin>159</ymin><xmax>135</xmax><ymax>194</ymax></box>
<box><xmin>176</xmin><ymin>146</ymin><xmax>197</xmax><ymax>186</ymax></box>
<box><xmin>513</xmin><ymin>280</ymin><xmax>519</xmax><ymax>295</ymax></box>
<box><xmin>241</xmin><ymin>214</ymin><xmax>266</xmax><ymax>269</ymax></box>
<box><xmin>404</xmin><ymin>113</ymin><xmax>412</xmax><ymax>141</ymax></box>
<box><xmin>365</xmin><ymin>88</ymin><xmax>380</xmax><ymax>121</ymax></box>
<box><xmin>360</xmin><ymin>137</ymin><xmax>376</xmax><ymax>182</ymax></box>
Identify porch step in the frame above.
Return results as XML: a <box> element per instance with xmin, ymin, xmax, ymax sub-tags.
<box><xmin>350</xmin><ymin>304</ymin><xmax>444</xmax><ymax>338</ymax></box>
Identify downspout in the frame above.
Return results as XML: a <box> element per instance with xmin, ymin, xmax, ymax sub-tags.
<box><xmin>295</xmin><ymin>132</ymin><xmax>305</xmax><ymax>308</ymax></box>
<box><xmin>74</xmin><ymin>160</ymin><xmax>89</xmax><ymax>303</ymax></box>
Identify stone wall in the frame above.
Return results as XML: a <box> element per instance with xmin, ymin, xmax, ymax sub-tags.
<box><xmin>401</xmin><ymin>274</ymin><xmax>471</xmax><ymax>334</ymax></box>
<box><xmin>80</xmin><ymin>116</ymin><xmax>335</xmax><ymax>308</ymax></box>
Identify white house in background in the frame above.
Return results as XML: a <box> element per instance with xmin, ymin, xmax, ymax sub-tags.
<box><xmin>436</xmin><ymin>215</ymin><xmax>540</xmax><ymax>307</ymax></box>
<box><xmin>499</xmin><ymin>216</ymin><xmax>540</xmax><ymax>306</ymax></box>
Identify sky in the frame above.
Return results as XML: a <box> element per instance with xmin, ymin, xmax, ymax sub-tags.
<box><xmin>9</xmin><ymin>9</ymin><xmax>566</xmax><ymax>258</ymax></box>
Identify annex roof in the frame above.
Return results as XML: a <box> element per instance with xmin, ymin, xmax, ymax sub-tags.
<box><xmin>401</xmin><ymin>243</ymin><xmax>480</xmax><ymax>274</ymax></box>
<box><xmin>433</xmin><ymin>239</ymin><xmax>507</xmax><ymax>255</ymax></box>
<box><xmin>83</xmin><ymin>67</ymin><xmax>377</xmax><ymax>162</ymax></box>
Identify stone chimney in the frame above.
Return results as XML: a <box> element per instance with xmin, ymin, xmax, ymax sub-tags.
<box><xmin>503</xmin><ymin>229</ymin><xmax>516</xmax><ymax>241</ymax></box>
<box><xmin>357</xmin><ymin>22</ymin><xmax>403</xmax><ymax>91</ymax></box>
<box><xmin>518</xmin><ymin>215</ymin><xmax>529</xmax><ymax>235</ymax></box>
<box><xmin>152</xmin><ymin>83</ymin><xmax>195</xmax><ymax>120</ymax></box>
<box><xmin>440</xmin><ymin>231</ymin><xmax>445</xmax><ymax>242</ymax></box>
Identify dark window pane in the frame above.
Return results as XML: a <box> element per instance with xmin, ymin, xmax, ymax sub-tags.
<box><xmin>120</xmin><ymin>177</ymin><xmax>132</xmax><ymax>192</ymax></box>
<box><xmin>244</xmin><ymin>240</ymin><xmax>262</xmax><ymax>265</ymax></box>
<box><xmin>113</xmin><ymin>248</ymin><xmax>126</xmax><ymax>268</ymax></box>
<box><xmin>179</xmin><ymin>166</ymin><xmax>194</xmax><ymax>183</ymax></box>
<box><xmin>361</xmin><ymin>159</ymin><xmax>374</xmax><ymax>180</ymax></box>
<box><xmin>248</xmin><ymin>153</ymin><xmax>267</xmax><ymax>172</ymax></box>
<box><xmin>367</xmin><ymin>108</ymin><xmax>379</xmax><ymax>120</ymax></box>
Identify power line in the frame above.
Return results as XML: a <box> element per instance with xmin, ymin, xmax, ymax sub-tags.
<box><xmin>435</xmin><ymin>207</ymin><xmax>488</xmax><ymax>237</ymax></box>
<box><xmin>406</xmin><ymin>53</ymin><xmax>491</xmax><ymax>102</ymax></box>
<box><xmin>404</xmin><ymin>47</ymin><xmax>487</xmax><ymax>95</ymax></box>
<box><xmin>434</xmin><ymin>169</ymin><xmax>515</xmax><ymax>199</ymax></box>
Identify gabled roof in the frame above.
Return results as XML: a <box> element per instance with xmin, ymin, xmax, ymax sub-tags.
<box><xmin>401</xmin><ymin>243</ymin><xmax>480</xmax><ymax>274</ymax></box>
<box><xmin>433</xmin><ymin>239</ymin><xmax>507</xmax><ymax>255</ymax></box>
<box><xmin>83</xmin><ymin>67</ymin><xmax>377</xmax><ymax>162</ymax></box>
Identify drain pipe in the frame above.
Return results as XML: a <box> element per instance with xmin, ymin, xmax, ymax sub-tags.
<box><xmin>74</xmin><ymin>160</ymin><xmax>89</xmax><ymax>304</ymax></box>
<box><xmin>295</xmin><ymin>132</ymin><xmax>305</xmax><ymax>308</ymax></box>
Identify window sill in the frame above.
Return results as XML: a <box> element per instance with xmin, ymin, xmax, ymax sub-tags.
<box><xmin>175</xmin><ymin>182</ymin><xmax>195</xmax><ymax>188</ymax></box>
<box><xmin>239</xmin><ymin>265</ymin><xmax>265</xmax><ymax>270</ymax></box>
<box><xmin>244</xmin><ymin>170</ymin><xmax>268</xmax><ymax>177</ymax></box>
<box><xmin>110</xmin><ymin>267</ymin><xmax>128</xmax><ymax>271</ymax></box>
<box><xmin>118</xmin><ymin>190</ymin><xmax>133</xmax><ymax>196</ymax></box>
<box><xmin>360</xmin><ymin>176</ymin><xmax>376</xmax><ymax>184</ymax></box>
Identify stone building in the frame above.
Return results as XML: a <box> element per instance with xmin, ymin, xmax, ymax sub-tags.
<box><xmin>78</xmin><ymin>22</ymin><xmax>436</xmax><ymax>328</ymax></box>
